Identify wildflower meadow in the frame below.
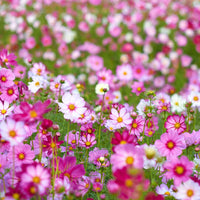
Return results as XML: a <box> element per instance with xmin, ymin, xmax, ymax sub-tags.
<box><xmin>1</xmin><ymin>0</ymin><xmax>200</xmax><ymax>199</ymax></box>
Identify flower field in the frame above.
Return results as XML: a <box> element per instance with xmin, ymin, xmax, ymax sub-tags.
<box><xmin>1</xmin><ymin>0</ymin><xmax>200</xmax><ymax>199</ymax></box>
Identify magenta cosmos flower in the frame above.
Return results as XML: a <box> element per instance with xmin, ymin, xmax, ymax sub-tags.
<box><xmin>155</xmin><ymin>131</ymin><xmax>186</xmax><ymax>159</ymax></box>
<box><xmin>111</xmin><ymin>144</ymin><xmax>144</xmax><ymax>172</ymax></box>
<box><xmin>18</xmin><ymin>162</ymin><xmax>51</xmax><ymax>195</ymax></box>
<box><xmin>165</xmin><ymin>114</ymin><xmax>186</xmax><ymax>135</ymax></box>
<box><xmin>0</xmin><ymin>49</ymin><xmax>17</xmax><ymax>67</ymax></box>
<box><xmin>13</xmin><ymin>99</ymin><xmax>51</xmax><ymax>124</ymax></box>
<box><xmin>163</xmin><ymin>156</ymin><xmax>194</xmax><ymax>186</ymax></box>
<box><xmin>131</xmin><ymin>82</ymin><xmax>145</xmax><ymax>96</ymax></box>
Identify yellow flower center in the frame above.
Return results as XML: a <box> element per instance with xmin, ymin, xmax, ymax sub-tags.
<box><xmin>164</xmin><ymin>191</ymin><xmax>170</xmax><ymax>196</ymax></box>
<box><xmin>1</xmin><ymin>109</ymin><xmax>7</xmax><ymax>114</ymax></box>
<box><xmin>12</xmin><ymin>193</ymin><xmax>20</xmax><ymax>200</ymax></box>
<box><xmin>68</xmin><ymin>104</ymin><xmax>75</xmax><ymax>110</ymax></box>
<box><xmin>123</xmin><ymin>71</ymin><xmax>127</xmax><ymax>75</ymax></box>
<box><xmin>9</xmin><ymin>130</ymin><xmax>16</xmax><ymax>138</ymax></box>
<box><xmin>174</xmin><ymin>122</ymin><xmax>180</xmax><ymax>129</ymax></box>
<box><xmin>145</xmin><ymin>148</ymin><xmax>156</xmax><ymax>159</ymax></box>
<box><xmin>4</xmin><ymin>58</ymin><xmax>8</xmax><ymax>63</ymax></box>
<box><xmin>18</xmin><ymin>153</ymin><xmax>25</xmax><ymax>160</ymax></box>
<box><xmin>37</xmin><ymin>69</ymin><xmax>42</xmax><ymax>75</ymax></box>
<box><xmin>137</xmin><ymin>87</ymin><xmax>141</xmax><ymax>91</ymax></box>
<box><xmin>193</xmin><ymin>96</ymin><xmax>199</xmax><ymax>101</ymax></box>
<box><xmin>148</xmin><ymin>131</ymin><xmax>153</xmax><ymax>136</ymax></box>
<box><xmin>120</xmin><ymin>140</ymin><xmax>127</xmax><ymax>145</ymax></box>
<box><xmin>29</xmin><ymin>110</ymin><xmax>37</xmax><ymax>118</ymax></box>
<box><xmin>125</xmin><ymin>179</ymin><xmax>133</xmax><ymax>187</ymax></box>
<box><xmin>85</xmin><ymin>183</ymin><xmax>90</xmax><ymax>188</ymax></box>
<box><xmin>30</xmin><ymin>186</ymin><xmax>36</xmax><ymax>194</ymax></box>
<box><xmin>88</xmin><ymin>129</ymin><xmax>92</xmax><ymax>134</ymax></box>
<box><xmin>55</xmin><ymin>83</ymin><xmax>59</xmax><ymax>88</ymax></box>
<box><xmin>187</xmin><ymin>189</ymin><xmax>194</xmax><ymax>197</ymax></box>
<box><xmin>7</xmin><ymin>89</ymin><xmax>14</xmax><ymax>95</ymax></box>
<box><xmin>117</xmin><ymin>117</ymin><xmax>123</xmax><ymax>123</ymax></box>
<box><xmin>162</xmin><ymin>106</ymin><xmax>167</xmax><ymax>110</ymax></box>
<box><xmin>126</xmin><ymin>156</ymin><xmax>134</xmax><ymax>165</ymax></box>
<box><xmin>33</xmin><ymin>176</ymin><xmax>40</xmax><ymax>184</ymax></box>
<box><xmin>51</xmin><ymin>142</ymin><xmax>56</xmax><ymax>148</ymax></box>
<box><xmin>175</xmin><ymin>102</ymin><xmax>179</xmax><ymax>106</ymax></box>
<box><xmin>71</xmin><ymin>140</ymin><xmax>76</xmax><ymax>144</ymax></box>
<box><xmin>1</xmin><ymin>76</ymin><xmax>6</xmax><ymax>82</ymax></box>
<box><xmin>85</xmin><ymin>141</ymin><xmax>91</xmax><ymax>146</ymax></box>
<box><xmin>175</xmin><ymin>166</ymin><xmax>184</xmax><ymax>175</ymax></box>
<box><xmin>64</xmin><ymin>173</ymin><xmax>70</xmax><ymax>179</ymax></box>
<box><xmin>35</xmin><ymin>81</ymin><xmax>40</xmax><ymax>86</ymax></box>
<box><xmin>132</xmin><ymin>123</ymin><xmax>138</xmax><ymax>128</ymax></box>
<box><xmin>167</xmin><ymin>141</ymin><xmax>174</xmax><ymax>149</ymax></box>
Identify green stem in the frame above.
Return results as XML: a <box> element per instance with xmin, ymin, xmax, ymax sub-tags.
<box><xmin>12</xmin><ymin>146</ymin><xmax>15</xmax><ymax>187</ymax></box>
<box><xmin>66</xmin><ymin>120</ymin><xmax>70</xmax><ymax>156</ymax></box>
<box><xmin>98</xmin><ymin>94</ymin><xmax>105</xmax><ymax>147</ymax></box>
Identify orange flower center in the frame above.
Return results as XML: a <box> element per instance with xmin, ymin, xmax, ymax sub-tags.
<box><xmin>30</xmin><ymin>186</ymin><xmax>37</xmax><ymax>194</ymax></box>
<box><xmin>162</xmin><ymin>106</ymin><xmax>167</xmax><ymax>110</ymax></box>
<box><xmin>85</xmin><ymin>183</ymin><xmax>90</xmax><ymax>188</ymax></box>
<box><xmin>123</xmin><ymin>71</ymin><xmax>127</xmax><ymax>75</ymax></box>
<box><xmin>117</xmin><ymin>117</ymin><xmax>123</xmax><ymax>123</ymax></box>
<box><xmin>193</xmin><ymin>96</ymin><xmax>199</xmax><ymax>101</ymax></box>
<box><xmin>132</xmin><ymin>123</ymin><xmax>138</xmax><ymax>128</ymax></box>
<box><xmin>174</xmin><ymin>122</ymin><xmax>180</xmax><ymax>129</ymax></box>
<box><xmin>68</xmin><ymin>104</ymin><xmax>75</xmax><ymax>110</ymax></box>
<box><xmin>35</xmin><ymin>81</ymin><xmax>40</xmax><ymax>86</ymax></box>
<box><xmin>9</xmin><ymin>130</ymin><xmax>16</xmax><ymax>138</ymax></box>
<box><xmin>164</xmin><ymin>191</ymin><xmax>170</xmax><ymax>196</ymax></box>
<box><xmin>167</xmin><ymin>141</ymin><xmax>174</xmax><ymax>149</ymax></box>
<box><xmin>125</xmin><ymin>179</ymin><xmax>133</xmax><ymax>187</ymax></box>
<box><xmin>55</xmin><ymin>83</ymin><xmax>59</xmax><ymax>88</ymax></box>
<box><xmin>71</xmin><ymin>140</ymin><xmax>76</xmax><ymax>144</ymax></box>
<box><xmin>29</xmin><ymin>110</ymin><xmax>37</xmax><ymax>118</ymax></box>
<box><xmin>33</xmin><ymin>176</ymin><xmax>40</xmax><ymax>184</ymax></box>
<box><xmin>175</xmin><ymin>165</ymin><xmax>184</xmax><ymax>175</ymax></box>
<box><xmin>7</xmin><ymin>89</ymin><xmax>14</xmax><ymax>95</ymax></box>
<box><xmin>1</xmin><ymin>76</ymin><xmax>6</xmax><ymax>82</ymax></box>
<box><xmin>18</xmin><ymin>153</ymin><xmax>25</xmax><ymax>160</ymax></box>
<box><xmin>1</xmin><ymin>109</ymin><xmax>7</xmax><ymax>114</ymax></box>
<box><xmin>120</xmin><ymin>140</ymin><xmax>127</xmax><ymax>145</ymax></box>
<box><xmin>187</xmin><ymin>189</ymin><xmax>194</xmax><ymax>197</ymax></box>
<box><xmin>4</xmin><ymin>58</ymin><xmax>8</xmax><ymax>63</ymax></box>
<box><xmin>85</xmin><ymin>141</ymin><xmax>91</xmax><ymax>146</ymax></box>
<box><xmin>126</xmin><ymin>156</ymin><xmax>134</xmax><ymax>165</ymax></box>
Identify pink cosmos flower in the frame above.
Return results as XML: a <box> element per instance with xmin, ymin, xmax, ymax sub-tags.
<box><xmin>165</xmin><ymin>114</ymin><xmax>186</xmax><ymax>135</ymax></box>
<box><xmin>128</xmin><ymin>116</ymin><xmax>145</xmax><ymax>137</ymax></box>
<box><xmin>0</xmin><ymin>85</ymin><xmax>19</xmax><ymax>103</ymax></box>
<box><xmin>155</xmin><ymin>131</ymin><xmax>186</xmax><ymax>159</ymax></box>
<box><xmin>163</xmin><ymin>156</ymin><xmax>194</xmax><ymax>186</ymax></box>
<box><xmin>131</xmin><ymin>82</ymin><xmax>145</xmax><ymax>96</ymax></box>
<box><xmin>7</xmin><ymin>143</ymin><xmax>35</xmax><ymax>166</ymax></box>
<box><xmin>25</xmin><ymin>37</ymin><xmax>36</xmax><ymax>49</ymax></box>
<box><xmin>13</xmin><ymin>65</ymin><xmax>26</xmax><ymax>79</ymax></box>
<box><xmin>111</xmin><ymin>144</ymin><xmax>144</xmax><ymax>172</ymax></box>
<box><xmin>0</xmin><ymin>154</ymin><xmax>9</xmax><ymax>174</ymax></box>
<box><xmin>0</xmin><ymin>118</ymin><xmax>26</xmax><ymax>146</ymax></box>
<box><xmin>75</xmin><ymin>176</ymin><xmax>90</xmax><ymax>197</ymax></box>
<box><xmin>86</xmin><ymin>55</ymin><xmax>103</xmax><ymax>71</ymax></box>
<box><xmin>0</xmin><ymin>68</ymin><xmax>15</xmax><ymax>87</ymax></box>
<box><xmin>31</xmin><ymin>62</ymin><xmax>47</xmax><ymax>76</ymax></box>
<box><xmin>106</xmin><ymin>107</ymin><xmax>132</xmax><ymax>130</ymax></box>
<box><xmin>116</xmin><ymin>64</ymin><xmax>133</xmax><ymax>82</ymax></box>
<box><xmin>79</xmin><ymin>134</ymin><xmax>96</xmax><ymax>149</ymax></box>
<box><xmin>41</xmin><ymin>35</ymin><xmax>52</xmax><ymax>47</ymax></box>
<box><xmin>19</xmin><ymin>162</ymin><xmax>51</xmax><ymax>195</ymax></box>
<box><xmin>0</xmin><ymin>49</ymin><xmax>17</xmax><ymax>67</ymax></box>
<box><xmin>132</xmin><ymin>65</ymin><xmax>146</xmax><ymax>81</ymax></box>
<box><xmin>58</xmin><ymin>92</ymin><xmax>86</xmax><ymax>122</ymax></box>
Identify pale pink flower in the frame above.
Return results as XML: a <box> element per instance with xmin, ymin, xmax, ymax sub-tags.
<box><xmin>0</xmin><ymin>68</ymin><xmax>15</xmax><ymax>87</ymax></box>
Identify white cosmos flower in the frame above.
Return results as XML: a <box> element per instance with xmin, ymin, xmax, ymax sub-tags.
<box><xmin>171</xmin><ymin>94</ymin><xmax>186</xmax><ymax>113</ymax></box>
<box><xmin>95</xmin><ymin>83</ymin><xmax>109</xmax><ymax>95</ymax></box>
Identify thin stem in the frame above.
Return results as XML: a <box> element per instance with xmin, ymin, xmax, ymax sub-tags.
<box><xmin>65</xmin><ymin>120</ymin><xmax>70</xmax><ymax>156</ymax></box>
<box><xmin>98</xmin><ymin>94</ymin><xmax>105</xmax><ymax>147</ymax></box>
<box><xmin>12</xmin><ymin>146</ymin><xmax>15</xmax><ymax>187</ymax></box>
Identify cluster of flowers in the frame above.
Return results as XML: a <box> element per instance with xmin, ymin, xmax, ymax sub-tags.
<box><xmin>0</xmin><ymin>0</ymin><xmax>200</xmax><ymax>200</ymax></box>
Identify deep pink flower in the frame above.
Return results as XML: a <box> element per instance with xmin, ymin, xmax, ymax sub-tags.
<box><xmin>54</xmin><ymin>156</ymin><xmax>85</xmax><ymax>181</ymax></box>
<box><xmin>163</xmin><ymin>156</ymin><xmax>194</xmax><ymax>186</ymax></box>
<box><xmin>155</xmin><ymin>131</ymin><xmax>186</xmax><ymax>159</ymax></box>
<box><xmin>165</xmin><ymin>114</ymin><xmax>186</xmax><ymax>135</ymax></box>
<box><xmin>0</xmin><ymin>85</ymin><xmax>19</xmax><ymax>103</ymax></box>
<box><xmin>0</xmin><ymin>49</ymin><xmax>17</xmax><ymax>67</ymax></box>
<box><xmin>13</xmin><ymin>100</ymin><xmax>51</xmax><ymax>124</ymax></box>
